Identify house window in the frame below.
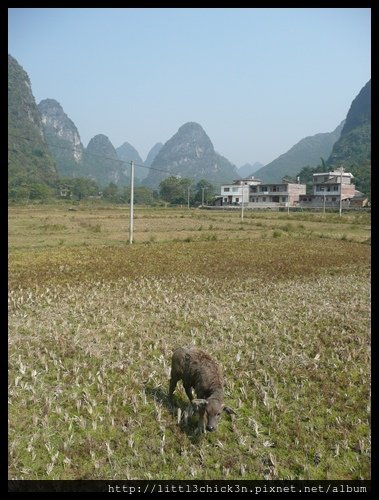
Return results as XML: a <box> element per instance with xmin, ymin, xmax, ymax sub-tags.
<box><xmin>232</xmin><ymin>187</ymin><xmax>238</xmax><ymax>192</ymax></box>
<box><xmin>261</xmin><ymin>186</ymin><xmax>268</xmax><ymax>192</ymax></box>
<box><xmin>333</xmin><ymin>186</ymin><xmax>338</xmax><ymax>191</ymax></box>
<box><xmin>251</xmin><ymin>186</ymin><xmax>257</xmax><ymax>193</ymax></box>
<box><xmin>224</xmin><ymin>187</ymin><xmax>230</xmax><ymax>192</ymax></box>
<box><xmin>235</xmin><ymin>197</ymin><xmax>239</xmax><ymax>203</ymax></box>
<box><xmin>262</xmin><ymin>197</ymin><xmax>266</xmax><ymax>202</ymax></box>
<box><xmin>281</xmin><ymin>197</ymin><xmax>286</xmax><ymax>202</ymax></box>
<box><xmin>332</xmin><ymin>197</ymin><xmax>336</xmax><ymax>202</ymax></box>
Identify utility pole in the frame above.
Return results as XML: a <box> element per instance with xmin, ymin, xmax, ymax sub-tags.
<box><xmin>129</xmin><ymin>160</ymin><xmax>134</xmax><ymax>244</ymax></box>
<box><xmin>201</xmin><ymin>187</ymin><xmax>207</xmax><ymax>206</ymax></box>
<box><xmin>339</xmin><ymin>166</ymin><xmax>344</xmax><ymax>217</ymax></box>
<box><xmin>241</xmin><ymin>182</ymin><xmax>245</xmax><ymax>221</ymax></box>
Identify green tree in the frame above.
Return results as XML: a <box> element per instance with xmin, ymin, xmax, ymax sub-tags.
<box><xmin>8</xmin><ymin>179</ymin><xmax>54</xmax><ymax>202</ymax></box>
<box><xmin>348</xmin><ymin>160</ymin><xmax>371</xmax><ymax>200</ymax></box>
<box><xmin>102</xmin><ymin>182</ymin><xmax>119</xmax><ymax>200</ymax></box>
<box><xmin>58</xmin><ymin>177</ymin><xmax>99</xmax><ymax>200</ymax></box>
<box><xmin>29</xmin><ymin>183</ymin><xmax>53</xmax><ymax>201</ymax></box>
<box><xmin>193</xmin><ymin>179</ymin><xmax>215</xmax><ymax>205</ymax></box>
<box><xmin>159</xmin><ymin>176</ymin><xmax>192</xmax><ymax>204</ymax></box>
<box><xmin>134</xmin><ymin>187</ymin><xmax>155</xmax><ymax>205</ymax></box>
<box><xmin>121</xmin><ymin>186</ymin><xmax>155</xmax><ymax>205</ymax></box>
<box><xmin>8</xmin><ymin>184</ymin><xmax>30</xmax><ymax>202</ymax></box>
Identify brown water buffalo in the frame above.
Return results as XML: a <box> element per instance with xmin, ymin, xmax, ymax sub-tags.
<box><xmin>169</xmin><ymin>346</ymin><xmax>236</xmax><ymax>432</ymax></box>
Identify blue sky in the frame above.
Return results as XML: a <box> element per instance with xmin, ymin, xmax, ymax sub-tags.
<box><xmin>8</xmin><ymin>7</ymin><xmax>371</xmax><ymax>166</ymax></box>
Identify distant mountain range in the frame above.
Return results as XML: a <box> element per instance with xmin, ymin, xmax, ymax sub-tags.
<box><xmin>254</xmin><ymin>121</ymin><xmax>345</xmax><ymax>183</ymax></box>
<box><xmin>238</xmin><ymin>162</ymin><xmax>264</xmax><ymax>178</ymax></box>
<box><xmin>8</xmin><ymin>55</ymin><xmax>58</xmax><ymax>196</ymax></box>
<box><xmin>37</xmin><ymin>102</ymin><xmax>162</xmax><ymax>187</ymax></box>
<box><xmin>82</xmin><ymin>134</ymin><xmax>128</xmax><ymax>187</ymax></box>
<box><xmin>8</xmin><ymin>53</ymin><xmax>371</xmax><ymax>198</ymax></box>
<box><xmin>326</xmin><ymin>80</ymin><xmax>371</xmax><ymax>197</ymax></box>
<box><xmin>142</xmin><ymin>122</ymin><xmax>238</xmax><ymax>189</ymax></box>
<box><xmin>116</xmin><ymin>141</ymin><xmax>143</xmax><ymax>179</ymax></box>
<box><xmin>115</xmin><ymin>142</ymin><xmax>164</xmax><ymax>181</ymax></box>
<box><xmin>38</xmin><ymin>98</ymin><xmax>84</xmax><ymax>178</ymax></box>
<box><xmin>145</xmin><ymin>143</ymin><xmax>163</xmax><ymax>167</ymax></box>
<box><xmin>36</xmin><ymin>101</ymin><xmax>164</xmax><ymax>187</ymax></box>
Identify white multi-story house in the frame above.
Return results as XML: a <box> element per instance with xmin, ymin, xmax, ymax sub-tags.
<box><xmin>299</xmin><ymin>170</ymin><xmax>356</xmax><ymax>207</ymax></box>
<box><xmin>221</xmin><ymin>177</ymin><xmax>261</xmax><ymax>205</ymax></box>
<box><xmin>220</xmin><ymin>177</ymin><xmax>306</xmax><ymax>207</ymax></box>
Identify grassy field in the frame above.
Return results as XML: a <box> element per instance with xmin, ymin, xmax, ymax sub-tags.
<box><xmin>8</xmin><ymin>204</ymin><xmax>371</xmax><ymax>480</ymax></box>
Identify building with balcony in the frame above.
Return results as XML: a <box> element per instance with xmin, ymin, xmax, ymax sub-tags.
<box><xmin>220</xmin><ymin>177</ymin><xmax>306</xmax><ymax>207</ymax></box>
<box><xmin>221</xmin><ymin>177</ymin><xmax>261</xmax><ymax>205</ymax></box>
<box><xmin>299</xmin><ymin>170</ymin><xmax>356</xmax><ymax>208</ymax></box>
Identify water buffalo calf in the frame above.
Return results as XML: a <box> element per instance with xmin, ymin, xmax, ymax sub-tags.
<box><xmin>169</xmin><ymin>346</ymin><xmax>235</xmax><ymax>432</ymax></box>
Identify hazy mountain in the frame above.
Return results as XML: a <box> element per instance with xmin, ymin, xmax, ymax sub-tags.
<box><xmin>326</xmin><ymin>80</ymin><xmax>371</xmax><ymax>196</ymax></box>
<box><xmin>238</xmin><ymin>162</ymin><xmax>264</xmax><ymax>178</ymax></box>
<box><xmin>335</xmin><ymin>80</ymin><xmax>370</xmax><ymax>137</ymax></box>
<box><xmin>8</xmin><ymin>54</ymin><xmax>58</xmax><ymax>194</ymax></box>
<box><xmin>145</xmin><ymin>142</ymin><xmax>163</xmax><ymax>166</ymax></box>
<box><xmin>143</xmin><ymin>122</ymin><xmax>238</xmax><ymax>189</ymax></box>
<box><xmin>38</xmin><ymin>98</ymin><xmax>84</xmax><ymax>178</ymax></box>
<box><xmin>254</xmin><ymin>122</ymin><xmax>344</xmax><ymax>183</ymax></box>
<box><xmin>140</xmin><ymin>142</ymin><xmax>164</xmax><ymax>181</ymax></box>
<box><xmin>116</xmin><ymin>142</ymin><xmax>143</xmax><ymax>165</ymax></box>
<box><xmin>83</xmin><ymin>134</ymin><xmax>128</xmax><ymax>187</ymax></box>
<box><xmin>116</xmin><ymin>141</ymin><xmax>146</xmax><ymax>181</ymax></box>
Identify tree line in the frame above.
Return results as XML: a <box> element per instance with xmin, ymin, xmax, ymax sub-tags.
<box><xmin>8</xmin><ymin>175</ymin><xmax>216</xmax><ymax>206</ymax></box>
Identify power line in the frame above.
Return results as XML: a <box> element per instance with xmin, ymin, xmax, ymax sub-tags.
<box><xmin>8</xmin><ymin>132</ymin><xmax>176</xmax><ymax>177</ymax></box>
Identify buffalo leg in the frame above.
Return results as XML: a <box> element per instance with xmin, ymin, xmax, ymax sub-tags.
<box><xmin>183</xmin><ymin>383</ymin><xmax>194</xmax><ymax>402</ymax></box>
<box><xmin>169</xmin><ymin>376</ymin><xmax>179</xmax><ymax>399</ymax></box>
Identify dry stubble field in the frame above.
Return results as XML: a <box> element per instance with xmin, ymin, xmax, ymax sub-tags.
<box><xmin>8</xmin><ymin>204</ymin><xmax>371</xmax><ymax>480</ymax></box>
